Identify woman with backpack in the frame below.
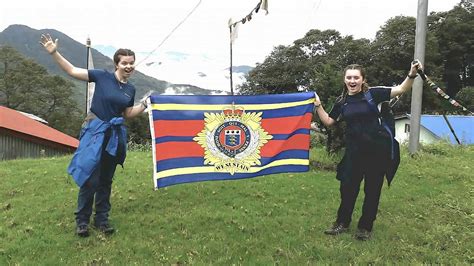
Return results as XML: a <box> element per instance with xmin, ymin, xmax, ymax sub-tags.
<box><xmin>313</xmin><ymin>61</ymin><xmax>422</xmax><ymax>240</ymax></box>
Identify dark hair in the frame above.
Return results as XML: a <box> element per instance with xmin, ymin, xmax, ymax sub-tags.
<box><xmin>336</xmin><ymin>64</ymin><xmax>370</xmax><ymax>103</ymax></box>
<box><xmin>113</xmin><ymin>48</ymin><xmax>135</xmax><ymax>65</ymax></box>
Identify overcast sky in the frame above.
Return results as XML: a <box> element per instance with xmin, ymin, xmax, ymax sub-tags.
<box><xmin>0</xmin><ymin>0</ymin><xmax>461</xmax><ymax>67</ymax></box>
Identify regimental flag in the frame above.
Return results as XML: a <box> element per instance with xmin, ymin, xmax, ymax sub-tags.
<box><xmin>147</xmin><ymin>92</ymin><xmax>315</xmax><ymax>189</ymax></box>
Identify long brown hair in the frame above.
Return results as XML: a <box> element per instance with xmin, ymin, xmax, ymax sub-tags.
<box><xmin>336</xmin><ymin>64</ymin><xmax>369</xmax><ymax>103</ymax></box>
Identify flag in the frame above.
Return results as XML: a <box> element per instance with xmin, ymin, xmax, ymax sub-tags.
<box><xmin>147</xmin><ymin>92</ymin><xmax>315</xmax><ymax>189</ymax></box>
<box><xmin>228</xmin><ymin>18</ymin><xmax>239</xmax><ymax>44</ymax></box>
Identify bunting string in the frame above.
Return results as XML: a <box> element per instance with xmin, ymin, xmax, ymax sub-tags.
<box><xmin>228</xmin><ymin>0</ymin><xmax>268</xmax><ymax>42</ymax></box>
<box><xmin>228</xmin><ymin>0</ymin><xmax>269</xmax><ymax>95</ymax></box>
<box><xmin>417</xmin><ymin>69</ymin><xmax>473</xmax><ymax>115</ymax></box>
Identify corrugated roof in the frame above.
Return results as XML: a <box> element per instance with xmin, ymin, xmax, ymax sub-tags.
<box><xmin>18</xmin><ymin>111</ymin><xmax>49</xmax><ymax>124</ymax></box>
<box><xmin>420</xmin><ymin>115</ymin><xmax>474</xmax><ymax>145</ymax></box>
<box><xmin>0</xmin><ymin>106</ymin><xmax>79</xmax><ymax>148</ymax></box>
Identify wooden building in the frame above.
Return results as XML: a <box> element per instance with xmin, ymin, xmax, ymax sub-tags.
<box><xmin>0</xmin><ymin>106</ymin><xmax>79</xmax><ymax>160</ymax></box>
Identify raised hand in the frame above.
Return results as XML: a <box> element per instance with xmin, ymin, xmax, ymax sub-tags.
<box><xmin>39</xmin><ymin>34</ymin><xmax>58</xmax><ymax>54</ymax></box>
<box><xmin>139</xmin><ymin>90</ymin><xmax>156</xmax><ymax>109</ymax></box>
<box><xmin>409</xmin><ymin>59</ymin><xmax>423</xmax><ymax>77</ymax></box>
<box><xmin>314</xmin><ymin>92</ymin><xmax>321</xmax><ymax>107</ymax></box>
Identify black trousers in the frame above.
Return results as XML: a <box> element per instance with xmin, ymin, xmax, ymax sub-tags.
<box><xmin>335</xmin><ymin>154</ymin><xmax>386</xmax><ymax>231</ymax></box>
<box><xmin>75</xmin><ymin>129</ymin><xmax>120</xmax><ymax>226</ymax></box>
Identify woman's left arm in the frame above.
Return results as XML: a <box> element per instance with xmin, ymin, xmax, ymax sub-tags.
<box><xmin>390</xmin><ymin>60</ymin><xmax>423</xmax><ymax>98</ymax></box>
<box><xmin>123</xmin><ymin>103</ymin><xmax>147</xmax><ymax>119</ymax></box>
<box><xmin>123</xmin><ymin>91</ymin><xmax>154</xmax><ymax>119</ymax></box>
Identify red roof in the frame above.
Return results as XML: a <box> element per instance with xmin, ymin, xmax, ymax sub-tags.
<box><xmin>0</xmin><ymin>106</ymin><xmax>79</xmax><ymax>148</ymax></box>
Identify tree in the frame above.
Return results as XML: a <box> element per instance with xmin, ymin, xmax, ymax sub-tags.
<box><xmin>238</xmin><ymin>44</ymin><xmax>309</xmax><ymax>95</ymax></box>
<box><xmin>236</xmin><ymin>4</ymin><xmax>472</xmax><ymax>153</ymax></box>
<box><xmin>0</xmin><ymin>46</ymin><xmax>82</xmax><ymax>136</ymax></box>
<box><xmin>453</xmin><ymin>86</ymin><xmax>474</xmax><ymax>113</ymax></box>
<box><xmin>369</xmin><ymin>16</ymin><xmax>419</xmax><ymax>86</ymax></box>
<box><xmin>125</xmin><ymin>113</ymin><xmax>151</xmax><ymax>146</ymax></box>
<box><xmin>369</xmin><ymin>16</ymin><xmax>445</xmax><ymax>114</ymax></box>
<box><xmin>430</xmin><ymin>2</ymin><xmax>474</xmax><ymax>97</ymax></box>
<box><xmin>0</xmin><ymin>46</ymin><xmax>46</xmax><ymax>108</ymax></box>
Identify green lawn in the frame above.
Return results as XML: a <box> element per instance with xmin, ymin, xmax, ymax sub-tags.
<box><xmin>0</xmin><ymin>144</ymin><xmax>472</xmax><ymax>264</ymax></box>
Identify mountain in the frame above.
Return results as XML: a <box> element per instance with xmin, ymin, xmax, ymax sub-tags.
<box><xmin>0</xmin><ymin>24</ymin><xmax>224</xmax><ymax>107</ymax></box>
<box><xmin>94</xmin><ymin>46</ymin><xmax>254</xmax><ymax>94</ymax></box>
<box><xmin>229</xmin><ymin>65</ymin><xmax>254</xmax><ymax>74</ymax></box>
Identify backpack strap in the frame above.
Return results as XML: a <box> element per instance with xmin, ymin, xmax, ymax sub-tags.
<box><xmin>364</xmin><ymin>91</ymin><xmax>380</xmax><ymax>116</ymax></box>
<box><xmin>364</xmin><ymin>91</ymin><xmax>396</xmax><ymax>159</ymax></box>
<box><xmin>364</xmin><ymin>91</ymin><xmax>385</xmax><ymax>127</ymax></box>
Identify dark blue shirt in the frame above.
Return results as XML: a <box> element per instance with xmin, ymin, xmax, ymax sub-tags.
<box><xmin>89</xmin><ymin>69</ymin><xmax>135</xmax><ymax>121</ymax></box>
<box><xmin>329</xmin><ymin>87</ymin><xmax>391</xmax><ymax>149</ymax></box>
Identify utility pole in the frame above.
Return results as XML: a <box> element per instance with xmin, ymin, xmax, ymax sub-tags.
<box><xmin>409</xmin><ymin>0</ymin><xmax>428</xmax><ymax>155</ymax></box>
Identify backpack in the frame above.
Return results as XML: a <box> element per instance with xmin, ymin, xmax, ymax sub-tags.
<box><xmin>364</xmin><ymin>91</ymin><xmax>397</xmax><ymax>158</ymax></box>
<box><xmin>336</xmin><ymin>90</ymin><xmax>400</xmax><ymax>185</ymax></box>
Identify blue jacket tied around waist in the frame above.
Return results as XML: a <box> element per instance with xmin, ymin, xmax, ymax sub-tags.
<box><xmin>68</xmin><ymin>117</ymin><xmax>127</xmax><ymax>187</ymax></box>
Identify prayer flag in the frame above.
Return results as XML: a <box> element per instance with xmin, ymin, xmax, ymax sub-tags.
<box><xmin>147</xmin><ymin>92</ymin><xmax>315</xmax><ymax>189</ymax></box>
<box><xmin>261</xmin><ymin>0</ymin><xmax>269</xmax><ymax>14</ymax></box>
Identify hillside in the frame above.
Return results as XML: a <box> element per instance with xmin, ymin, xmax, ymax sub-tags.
<box><xmin>0</xmin><ymin>25</ymin><xmax>224</xmax><ymax>107</ymax></box>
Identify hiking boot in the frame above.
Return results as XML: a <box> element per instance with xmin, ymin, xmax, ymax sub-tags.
<box><xmin>324</xmin><ymin>222</ymin><xmax>349</xmax><ymax>235</ymax></box>
<box><xmin>76</xmin><ymin>224</ymin><xmax>89</xmax><ymax>237</ymax></box>
<box><xmin>95</xmin><ymin>223</ymin><xmax>115</xmax><ymax>235</ymax></box>
<box><xmin>355</xmin><ymin>228</ymin><xmax>371</xmax><ymax>241</ymax></box>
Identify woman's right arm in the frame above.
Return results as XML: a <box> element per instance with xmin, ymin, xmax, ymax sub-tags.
<box><xmin>314</xmin><ymin>93</ymin><xmax>336</xmax><ymax>127</ymax></box>
<box><xmin>40</xmin><ymin>34</ymin><xmax>89</xmax><ymax>81</ymax></box>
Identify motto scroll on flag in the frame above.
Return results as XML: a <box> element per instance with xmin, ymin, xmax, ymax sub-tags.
<box><xmin>147</xmin><ymin>92</ymin><xmax>315</xmax><ymax>189</ymax></box>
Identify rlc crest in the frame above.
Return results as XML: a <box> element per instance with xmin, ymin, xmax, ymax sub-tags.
<box><xmin>193</xmin><ymin>103</ymin><xmax>273</xmax><ymax>174</ymax></box>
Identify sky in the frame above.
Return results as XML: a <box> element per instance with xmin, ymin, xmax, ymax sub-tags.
<box><xmin>0</xmin><ymin>0</ymin><xmax>461</xmax><ymax>91</ymax></box>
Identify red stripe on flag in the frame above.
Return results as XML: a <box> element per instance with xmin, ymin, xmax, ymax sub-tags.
<box><xmin>154</xmin><ymin>120</ymin><xmax>204</xmax><ymax>137</ymax></box>
<box><xmin>155</xmin><ymin>142</ymin><xmax>204</xmax><ymax>161</ymax></box>
<box><xmin>260</xmin><ymin>134</ymin><xmax>310</xmax><ymax>157</ymax></box>
<box><xmin>261</xmin><ymin>113</ymin><xmax>312</xmax><ymax>134</ymax></box>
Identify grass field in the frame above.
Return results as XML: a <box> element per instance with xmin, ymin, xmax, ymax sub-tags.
<box><xmin>0</xmin><ymin>143</ymin><xmax>472</xmax><ymax>264</ymax></box>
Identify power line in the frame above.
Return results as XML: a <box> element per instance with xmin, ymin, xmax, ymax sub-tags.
<box><xmin>136</xmin><ymin>0</ymin><xmax>203</xmax><ymax>67</ymax></box>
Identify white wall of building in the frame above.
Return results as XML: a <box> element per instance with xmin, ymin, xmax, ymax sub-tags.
<box><xmin>394</xmin><ymin>118</ymin><xmax>440</xmax><ymax>145</ymax></box>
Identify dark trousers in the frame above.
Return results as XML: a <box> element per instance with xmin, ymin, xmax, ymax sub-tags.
<box><xmin>75</xmin><ymin>134</ymin><xmax>118</xmax><ymax>226</ymax></box>
<box><xmin>335</xmin><ymin>157</ymin><xmax>385</xmax><ymax>231</ymax></box>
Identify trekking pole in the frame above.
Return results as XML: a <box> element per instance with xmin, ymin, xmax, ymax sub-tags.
<box><xmin>442</xmin><ymin>113</ymin><xmax>461</xmax><ymax>145</ymax></box>
<box><xmin>414</xmin><ymin>62</ymin><xmax>473</xmax><ymax>115</ymax></box>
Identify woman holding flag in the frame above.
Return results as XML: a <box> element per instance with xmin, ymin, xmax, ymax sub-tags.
<box><xmin>313</xmin><ymin>61</ymin><xmax>421</xmax><ymax>240</ymax></box>
<box><xmin>40</xmin><ymin>34</ymin><xmax>148</xmax><ymax>237</ymax></box>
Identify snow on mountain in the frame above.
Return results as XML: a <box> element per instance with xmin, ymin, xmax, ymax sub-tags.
<box><xmin>94</xmin><ymin>45</ymin><xmax>252</xmax><ymax>94</ymax></box>
<box><xmin>135</xmin><ymin>51</ymin><xmax>250</xmax><ymax>93</ymax></box>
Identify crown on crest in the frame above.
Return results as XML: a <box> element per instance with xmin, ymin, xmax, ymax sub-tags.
<box><xmin>223</xmin><ymin>102</ymin><xmax>244</xmax><ymax>118</ymax></box>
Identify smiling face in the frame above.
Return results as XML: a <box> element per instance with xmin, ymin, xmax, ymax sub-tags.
<box><xmin>113</xmin><ymin>48</ymin><xmax>136</xmax><ymax>82</ymax></box>
<box><xmin>344</xmin><ymin>69</ymin><xmax>365</xmax><ymax>95</ymax></box>
<box><xmin>115</xmin><ymin>55</ymin><xmax>135</xmax><ymax>80</ymax></box>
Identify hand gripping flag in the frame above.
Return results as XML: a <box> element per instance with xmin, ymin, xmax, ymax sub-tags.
<box><xmin>147</xmin><ymin>92</ymin><xmax>315</xmax><ymax>189</ymax></box>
